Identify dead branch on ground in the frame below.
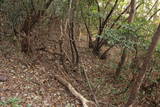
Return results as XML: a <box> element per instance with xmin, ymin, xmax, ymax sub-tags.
<box><xmin>82</xmin><ymin>67</ymin><xmax>100</xmax><ymax>107</ymax></box>
<box><xmin>54</xmin><ymin>75</ymin><xmax>96</xmax><ymax>107</ymax></box>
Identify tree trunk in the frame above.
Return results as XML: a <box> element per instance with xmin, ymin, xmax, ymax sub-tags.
<box><xmin>80</xmin><ymin>9</ymin><xmax>93</xmax><ymax>48</ymax></box>
<box><xmin>93</xmin><ymin>0</ymin><xmax>119</xmax><ymax>55</ymax></box>
<box><xmin>68</xmin><ymin>0</ymin><xmax>79</xmax><ymax>65</ymax></box>
<box><xmin>21</xmin><ymin>36</ymin><xmax>32</xmax><ymax>53</ymax></box>
<box><xmin>115</xmin><ymin>0</ymin><xmax>136</xmax><ymax>78</ymax></box>
<box><xmin>125</xmin><ymin>24</ymin><xmax>160</xmax><ymax>107</ymax></box>
<box><xmin>99</xmin><ymin>45</ymin><xmax>114</xmax><ymax>59</ymax></box>
<box><xmin>115</xmin><ymin>48</ymin><xmax>127</xmax><ymax>77</ymax></box>
<box><xmin>20</xmin><ymin>0</ymin><xmax>54</xmax><ymax>54</ymax></box>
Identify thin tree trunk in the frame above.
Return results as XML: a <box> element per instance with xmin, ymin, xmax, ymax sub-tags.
<box><xmin>125</xmin><ymin>23</ymin><xmax>160</xmax><ymax>107</ymax></box>
<box><xmin>99</xmin><ymin>45</ymin><xmax>114</xmax><ymax>59</ymax></box>
<box><xmin>80</xmin><ymin>9</ymin><xmax>93</xmax><ymax>48</ymax></box>
<box><xmin>116</xmin><ymin>2</ymin><xmax>143</xmax><ymax>29</ymax></box>
<box><xmin>110</xmin><ymin>4</ymin><xmax>130</xmax><ymax>28</ymax></box>
<box><xmin>95</xmin><ymin>0</ymin><xmax>102</xmax><ymax>34</ymax></box>
<box><xmin>115</xmin><ymin>48</ymin><xmax>127</xmax><ymax>77</ymax></box>
<box><xmin>128</xmin><ymin>0</ymin><xmax>136</xmax><ymax>23</ymax></box>
<box><xmin>115</xmin><ymin>0</ymin><xmax>136</xmax><ymax>78</ymax></box>
<box><xmin>93</xmin><ymin>0</ymin><xmax>119</xmax><ymax>55</ymax></box>
<box><xmin>145</xmin><ymin>0</ymin><xmax>159</xmax><ymax>17</ymax></box>
<box><xmin>68</xmin><ymin>0</ymin><xmax>79</xmax><ymax>65</ymax></box>
<box><xmin>148</xmin><ymin>9</ymin><xmax>160</xmax><ymax>21</ymax></box>
<box><xmin>153</xmin><ymin>0</ymin><xmax>159</xmax><ymax>21</ymax></box>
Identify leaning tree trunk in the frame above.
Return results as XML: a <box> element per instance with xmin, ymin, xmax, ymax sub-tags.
<box><xmin>124</xmin><ymin>24</ymin><xmax>160</xmax><ymax>107</ymax></box>
<box><xmin>115</xmin><ymin>0</ymin><xmax>136</xmax><ymax>78</ymax></box>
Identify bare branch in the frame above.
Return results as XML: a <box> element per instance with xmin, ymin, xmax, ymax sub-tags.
<box><xmin>146</xmin><ymin>0</ymin><xmax>159</xmax><ymax>16</ymax></box>
<box><xmin>110</xmin><ymin>4</ymin><xmax>131</xmax><ymax>28</ymax></box>
<box><xmin>148</xmin><ymin>9</ymin><xmax>160</xmax><ymax>20</ymax></box>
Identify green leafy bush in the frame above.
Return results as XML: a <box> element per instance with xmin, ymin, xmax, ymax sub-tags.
<box><xmin>97</xmin><ymin>23</ymin><xmax>140</xmax><ymax>50</ymax></box>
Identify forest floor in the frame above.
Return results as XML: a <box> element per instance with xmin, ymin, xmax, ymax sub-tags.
<box><xmin>0</xmin><ymin>37</ymin><xmax>131</xmax><ymax>107</ymax></box>
<box><xmin>0</xmin><ymin>19</ymin><xmax>153</xmax><ymax>107</ymax></box>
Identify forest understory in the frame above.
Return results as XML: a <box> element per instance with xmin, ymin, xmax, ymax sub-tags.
<box><xmin>0</xmin><ymin>18</ymin><xmax>160</xmax><ymax>107</ymax></box>
<box><xmin>1</xmin><ymin>0</ymin><xmax>160</xmax><ymax>107</ymax></box>
<box><xmin>0</xmin><ymin>21</ymin><xmax>122</xmax><ymax>107</ymax></box>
